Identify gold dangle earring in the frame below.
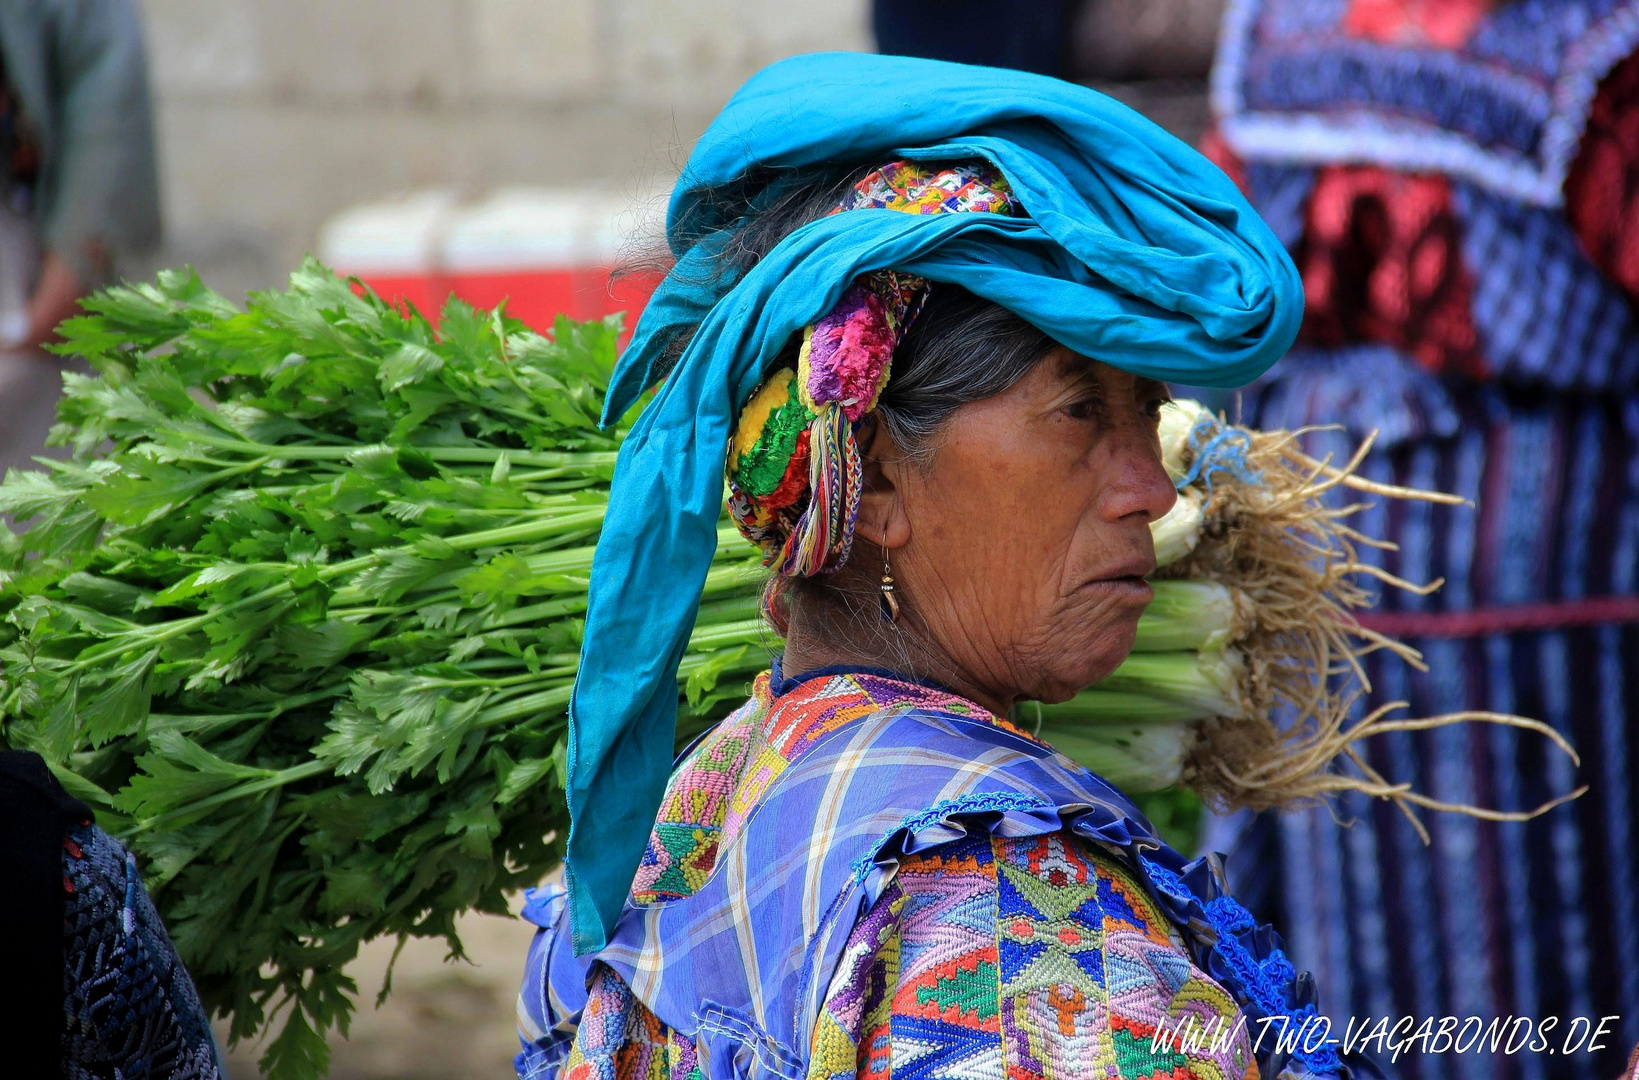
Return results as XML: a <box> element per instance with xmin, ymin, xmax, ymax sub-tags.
<box><xmin>880</xmin><ymin>545</ymin><xmax>900</xmax><ymax>624</ymax></box>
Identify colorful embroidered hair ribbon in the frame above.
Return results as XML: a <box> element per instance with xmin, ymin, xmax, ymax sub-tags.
<box><xmin>726</xmin><ymin>160</ymin><xmax>1022</xmax><ymax>577</ymax></box>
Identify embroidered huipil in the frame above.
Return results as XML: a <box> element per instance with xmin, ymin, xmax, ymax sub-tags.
<box><xmin>517</xmin><ymin>670</ymin><xmax>1359</xmax><ymax>1080</ymax></box>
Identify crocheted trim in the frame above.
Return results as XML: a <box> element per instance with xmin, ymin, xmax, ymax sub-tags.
<box><xmin>725</xmin><ymin>160</ymin><xmax>1022</xmax><ymax>576</ymax></box>
<box><xmin>847</xmin><ymin>790</ymin><xmax>1053</xmax><ymax>882</ymax></box>
<box><xmin>1141</xmin><ymin>856</ymin><xmax>1344</xmax><ymax>1078</ymax></box>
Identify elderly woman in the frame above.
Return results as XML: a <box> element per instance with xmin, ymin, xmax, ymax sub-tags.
<box><xmin>516</xmin><ymin>53</ymin><xmax>1372</xmax><ymax>1080</ymax></box>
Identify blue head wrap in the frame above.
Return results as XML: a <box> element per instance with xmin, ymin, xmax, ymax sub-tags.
<box><xmin>564</xmin><ymin>51</ymin><xmax>1302</xmax><ymax>953</ymax></box>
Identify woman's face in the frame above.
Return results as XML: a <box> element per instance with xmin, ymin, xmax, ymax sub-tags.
<box><xmin>862</xmin><ymin>349</ymin><xmax>1176</xmax><ymax>710</ymax></box>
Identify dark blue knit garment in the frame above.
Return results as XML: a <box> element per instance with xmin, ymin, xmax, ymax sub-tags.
<box><xmin>62</xmin><ymin>822</ymin><xmax>222</xmax><ymax>1080</ymax></box>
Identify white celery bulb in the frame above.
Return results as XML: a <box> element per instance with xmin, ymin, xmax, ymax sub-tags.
<box><xmin>1158</xmin><ymin>397</ymin><xmax>1210</xmax><ymax>481</ymax></box>
<box><xmin>1039</xmin><ymin>721</ymin><xmax>1192</xmax><ymax>792</ymax></box>
<box><xmin>1151</xmin><ymin>487</ymin><xmax>1204</xmax><ymax>568</ymax></box>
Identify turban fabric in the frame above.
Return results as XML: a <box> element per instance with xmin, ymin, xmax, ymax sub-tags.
<box><xmin>564</xmin><ymin>51</ymin><xmax>1302</xmax><ymax>953</ymax></box>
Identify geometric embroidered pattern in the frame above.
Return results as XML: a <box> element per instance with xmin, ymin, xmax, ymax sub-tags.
<box><xmin>555</xmin><ymin>966</ymin><xmax>703</xmax><ymax>1080</ymax></box>
<box><xmin>807</xmin><ymin>833</ymin><xmax>1256</xmax><ymax>1080</ymax></box>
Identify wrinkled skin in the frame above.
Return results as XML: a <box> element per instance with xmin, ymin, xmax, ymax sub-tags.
<box><xmin>781</xmin><ymin>349</ymin><xmax>1176</xmax><ymax>715</ymax></box>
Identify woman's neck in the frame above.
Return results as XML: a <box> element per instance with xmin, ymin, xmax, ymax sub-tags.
<box><xmin>777</xmin><ymin>577</ymin><xmax>1013</xmax><ymax>716</ymax></box>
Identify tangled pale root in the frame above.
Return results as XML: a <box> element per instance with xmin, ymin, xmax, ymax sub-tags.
<box><xmin>1164</xmin><ymin>425</ymin><xmax>1585</xmax><ymax>839</ymax></box>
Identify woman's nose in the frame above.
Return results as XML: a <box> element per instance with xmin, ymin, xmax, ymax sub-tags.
<box><xmin>1100</xmin><ymin>426</ymin><xmax>1178</xmax><ymax>524</ymax></box>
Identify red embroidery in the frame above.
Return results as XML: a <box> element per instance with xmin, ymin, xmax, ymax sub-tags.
<box><xmin>1566</xmin><ymin>51</ymin><xmax>1639</xmax><ymax>307</ymax></box>
<box><xmin>1297</xmin><ymin>166</ymin><xmax>1486</xmax><ymax>379</ymax></box>
<box><xmin>1341</xmin><ymin>0</ymin><xmax>1495</xmax><ymax>48</ymax></box>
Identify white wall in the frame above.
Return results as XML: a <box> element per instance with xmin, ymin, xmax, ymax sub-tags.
<box><xmin>136</xmin><ymin>0</ymin><xmax>872</xmax><ymax>294</ymax></box>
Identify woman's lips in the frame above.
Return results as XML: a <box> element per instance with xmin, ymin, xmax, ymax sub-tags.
<box><xmin>1086</xmin><ymin>553</ymin><xmax>1158</xmax><ymax>586</ymax></box>
<box><xmin>1078</xmin><ymin>575</ymin><xmax>1153</xmax><ymax>602</ymax></box>
<box><xmin>1077</xmin><ymin>550</ymin><xmax>1157</xmax><ymax>601</ymax></box>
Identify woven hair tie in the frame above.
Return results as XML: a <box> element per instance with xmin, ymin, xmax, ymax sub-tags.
<box><xmin>725</xmin><ymin>160</ymin><xmax>1022</xmax><ymax>576</ymax></box>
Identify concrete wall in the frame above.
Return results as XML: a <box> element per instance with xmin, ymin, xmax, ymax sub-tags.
<box><xmin>136</xmin><ymin>0</ymin><xmax>872</xmax><ymax>296</ymax></box>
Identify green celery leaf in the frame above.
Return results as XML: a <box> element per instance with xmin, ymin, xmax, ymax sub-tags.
<box><xmin>77</xmin><ymin>649</ymin><xmax>158</xmax><ymax>744</ymax></box>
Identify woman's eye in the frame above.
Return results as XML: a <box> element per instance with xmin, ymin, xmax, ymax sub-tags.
<box><xmin>1064</xmin><ymin>399</ymin><xmax>1096</xmax><ymax>420</ymax></box>
<box><xmin>1143</xmin><ymin>395</ymin><xmax>1171</xmax><ymax>421</ymax></box>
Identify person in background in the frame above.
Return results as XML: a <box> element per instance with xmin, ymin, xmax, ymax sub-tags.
<box><xmin>871</xmin><ymin>0</ymin><xmax>1076</xmax><ymax>76</ymax></box>
<box><xmin>0</xmin><ymin>0</ymin><xmax>160</xmax><ymax>473</ymax></box>
<box><xmin>1206</xmin><ymin>2</ymin><xmax>1639</xmax><ymax>1078</ymax></box>
<box><xmin>0</xmin><ymin>750</ymin><xmax>223</xmax><ymax>1079</ymax></box>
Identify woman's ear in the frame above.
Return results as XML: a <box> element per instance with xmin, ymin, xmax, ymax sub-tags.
<box><xmin>854</xmin><ymin>415</ymin><xmax>913</xmax><ymax>551</ymax></box>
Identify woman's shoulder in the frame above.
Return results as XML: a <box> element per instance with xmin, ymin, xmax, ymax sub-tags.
<box><xmin>809</xmin><ymin>826</ymin><xmax>1258</xmax><ymax>1080</ymax></box>
<box><xmin>631</xmin><ymin>667</ymin><xmax>1110</xmax><ymax>907</ymax></box>
<box><xmin>532</xmin><ymin>670</ymin><xmax>1355</xmax><ymax>1078</ymax></box>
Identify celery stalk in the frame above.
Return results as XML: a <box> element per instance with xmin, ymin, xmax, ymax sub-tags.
<box><xmin>1134</xmin><ymin>579</ymin><xmax>1246</xmax><ymax>652</ymax></box>
<box><xmin>1026</xmin><ymin>689</ymin><xmax>1212</xmax><ymax>726</ymax></box>
<box><xmin>686</xmin><ymin>616</ymin><xmax>772</xmax><ymax>651</ymax></box>
<box><xmin>1036</xmin><ymin>721</ymin><xmax>1192</xmax><ymax>792</ymax></box>
<box><xmin>1095</xmin><ymin>649</ymin><xmax>1250</xmax><ymax>719</ymax></box>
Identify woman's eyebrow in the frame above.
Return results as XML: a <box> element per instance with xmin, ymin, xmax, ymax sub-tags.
<box><xmin>1055</xmin><ymin>353</ymin><xmax>1102</xmax><ymax>390</ymax></box>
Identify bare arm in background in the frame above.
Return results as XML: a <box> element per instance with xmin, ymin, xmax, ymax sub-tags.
<box><xmin>24</xmin><ymin>250</ymin><xmax>89</xmax><ymax>347</ymax></box>
<box><xmin>0</xmin><ymin>0</ymin><xmax>160</xmax><ymax>351</ymax></box>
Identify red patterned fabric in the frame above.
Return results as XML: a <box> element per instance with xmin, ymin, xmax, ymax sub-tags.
<box><xmin>1565</xmin><ymin>51</ymin><xmax>1639</xmax><ymax>306</ymax></box>
<box><xmin>1296</xmin><ymin>167</ymin><xmax>1486</xmax><ymax>379</ymax></box>
<box><xmin>1208</xmin><ymin>44</ymin><xmax>1639</xmax><ymax>377</ymax></box>
<box><xmin>1340</xmin><ymin>0</ymin><xmax>1494</xmax><ymax>48</ymax></box>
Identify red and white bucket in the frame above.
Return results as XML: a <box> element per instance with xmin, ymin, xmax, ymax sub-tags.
<box><xmin>317</xmin><ymin>187</ymin><xmax>663</xmax><ymax>335</ymax></box>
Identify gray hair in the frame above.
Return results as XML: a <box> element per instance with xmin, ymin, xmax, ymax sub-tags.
<box><xmin>876</xmin><ymin>285</ymin><xmax>1053</xmax><ymax>466</ymax></box>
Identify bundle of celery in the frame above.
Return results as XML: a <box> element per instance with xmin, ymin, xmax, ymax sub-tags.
<box><xmin>0</xmin><ymin>265</ymin><xmax>773</xmax><ymax>1078</ymax></box>
<box><xmin>1057</xmin><ymin>396</ymin><xmax>1580</xmax><ymax>824</ymax></box>
<box><xmin>0</xmin><ymin>263</ymin><xmax>1569</xmax><ymax>1077</ymax></box>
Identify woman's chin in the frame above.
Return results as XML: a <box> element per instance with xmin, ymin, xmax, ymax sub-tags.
<box><xmin>1030</xmin><ymin>622</ymin><xmax>1142</xmax><ymax>704</ymax></box>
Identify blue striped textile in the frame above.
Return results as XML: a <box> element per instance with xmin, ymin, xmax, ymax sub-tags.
<box><xmin>62</xmin><ymin>822</ymin><xmax>223</xmax><ymax>1080</ymax></box>
<box><xmin>1222</xmin><ymin>347</ymin><xmax>1639</xmax><ymax>1080</ymax></box>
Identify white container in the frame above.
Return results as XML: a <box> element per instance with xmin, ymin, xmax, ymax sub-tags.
<box><xmin>318</xmin><ymin>187</ymin><xmax>664</xmax><ymax>330</ymax></box>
